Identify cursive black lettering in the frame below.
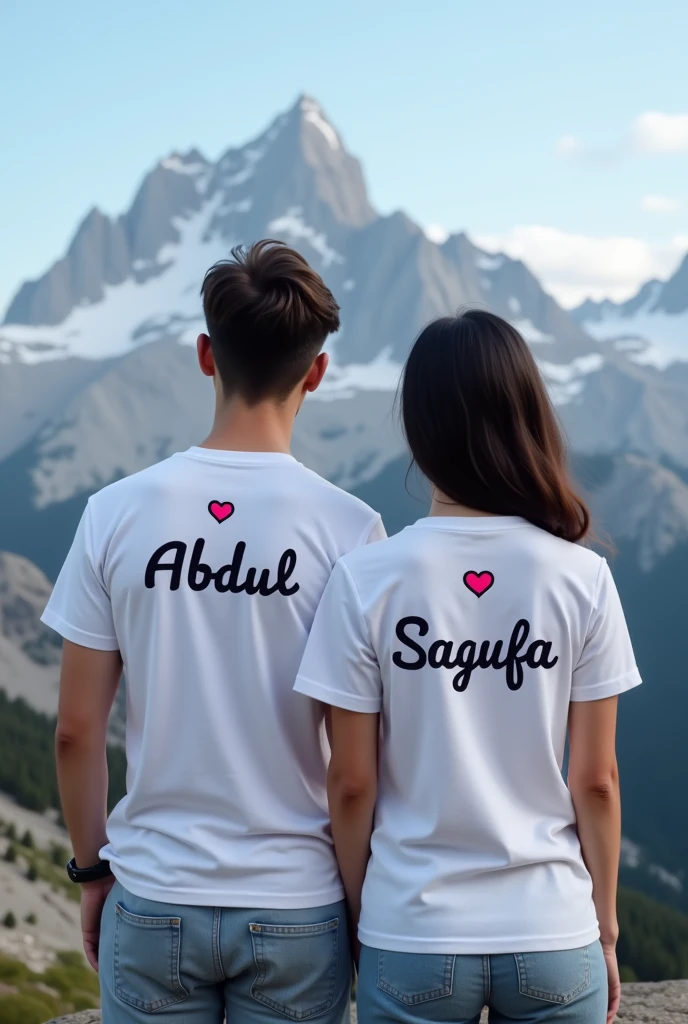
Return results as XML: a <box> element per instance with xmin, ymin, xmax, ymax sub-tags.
<box><xmin>452</xmin><ymin>640</ymin><xmax>477</xmax><ymax>692</ymax></box>
<box><xmin>526</xmin><ymin>639</ymin><xmax>559</xmax><ymax>670</ymax></box>
<box><xmin>428</xmin><ymin>639</ymin><xmax>455</xmax><ymax>669</ymax></box>
<box><xmin>146</xmin><ymin>538</ymin><xmax>301</xmax><ymax>597</ymax></box>
<box><xmin>391</xmin><ymin>615</ymin><xmax>558</xmax><ymax>692</ymax></box>
<box><xmin>145</xmin><ymin>541</ymin><xmax>186</xmax><ymax>590</ymax></box>
<box><xmin>393</xmin><ymin>616</ymin><xmax>429</xmax><ymax>670</ymax></box>
<box><xmin>273</xmin><ymin>548</ymin><xmax>300</xmax><ymax>596</ymax></box>
<box><xmin>188</xmin><ymin>538</ymin><xmax>213</xmax><ymax>591</ymax></box>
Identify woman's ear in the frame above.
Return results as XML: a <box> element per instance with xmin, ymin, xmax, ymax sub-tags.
<box><xmin>197</xmin><ymin>333</ymin><xmax>215</xmax><ymax>377</ymax></box>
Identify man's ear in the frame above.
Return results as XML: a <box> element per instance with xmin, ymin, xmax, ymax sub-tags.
<box><xmin>303</xmin><ymin>352</ymin><xmax>329</xmax><ymax>394</ymax></box>
<box><xmin>197</xmin><ymin>334</ymin><xmax>215</xmax><ymax>377</ymax></box>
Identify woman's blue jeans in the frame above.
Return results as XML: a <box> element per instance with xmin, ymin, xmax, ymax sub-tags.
<box><xmin>357</xmin><ymin>941</ymin><xmax>607</xmax><ymax>1024</ymax></box>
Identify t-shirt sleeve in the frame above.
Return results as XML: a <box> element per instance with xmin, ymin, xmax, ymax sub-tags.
<box><xmin>363</xmin><ymin>514</ymin><xmax>387</xmax><ymax>545</ymax></box>
<box><xmin>294</xmin><ymin>559</ymin><xmax>382</xmax><ymax>713</ymax></box>
<box><xmin>571</xmin><ymin>559</ymin><xmax>641</xmax><ymax>702</ymax></box>
<box><xmin>40</xmin><ymin>502</ymin><xmax>119</xmax><ymax>651</ymax></box>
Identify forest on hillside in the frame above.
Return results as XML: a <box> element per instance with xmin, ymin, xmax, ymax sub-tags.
<box><xmin>0</xmin><ymin>691</ymin><xmax>126</xmax><ymax>814</ymax></box>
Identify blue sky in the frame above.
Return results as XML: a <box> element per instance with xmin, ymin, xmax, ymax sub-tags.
<box><xmin>2</xmin><ymin>0</ymin><xmax>687</xmax><ymax>312</ymax></box>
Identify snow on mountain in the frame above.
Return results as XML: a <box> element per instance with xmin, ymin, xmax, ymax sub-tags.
<box><xmin>0</xmin><ymin>193</ymin><xmax>229</xmax><ymax>363</ymax></box>
<box><xmin>573</xmin><ymin>254</ymin><xmax>688</xmax><ymax>369</ymax></box>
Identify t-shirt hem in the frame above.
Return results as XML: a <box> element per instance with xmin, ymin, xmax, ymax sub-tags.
<box><xmin>111</xmin><ymin>869</ymin><xmax>345</xmax><ymax>909</ymax></box>
<box><xmin>40</xmin><ymin>609</ymin><xmax>119</xmax><ymax>652</ymax></box>
<box><xmin>570</xmin><ymin>668</ymin><xmax>642</xmax><ymax>701</ymax></box>
<box><xmin>294</xmin><ymin>675</ymin><xmax>381</xmax><ymax>713</ymax></box>
<box><xmin>358</xmin><ymin>923</ymin><xmax>600</xmax><ymax>955</ymax></box>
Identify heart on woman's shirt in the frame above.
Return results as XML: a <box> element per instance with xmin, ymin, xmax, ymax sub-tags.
<box><xmin>463</xmin><ymin>570</ymin><xmax>495</xmax><ymax>597</ymax></box>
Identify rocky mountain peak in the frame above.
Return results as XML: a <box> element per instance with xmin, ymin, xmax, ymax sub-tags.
<box><xmin>0</xmin><ymin>552</ymin><xmax>58</xmax><ymax>662</ymax></box>
<box><xmin>592</xmin><ymin>454</ymin><xmax>688</xmax><ymax>571</ymax></box>
<box><xmin>654</xmin><ymin>252</ymin><xmax>688</xmax><ymax>316</ymax></box>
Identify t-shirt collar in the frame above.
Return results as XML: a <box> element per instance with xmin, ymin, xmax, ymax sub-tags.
<box><xmin>178</xmin><ymin>447</ymin><xmax>297</xmax><ymax>466</ymax></box>
<box><xmin>411</xmin><ymin>515</ymin><xmax>529</xmax><ymax>533</ymax></box>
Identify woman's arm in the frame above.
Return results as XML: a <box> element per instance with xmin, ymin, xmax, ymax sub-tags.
<box><xmin>328</xmin><ymin>707</ymin><xmax>379</xmax><ymax>936</ymax></box>
<box><xmin>568</xmin><ymin>695</ymin><xmax>621</xmax><ymax>1021</ymax></box>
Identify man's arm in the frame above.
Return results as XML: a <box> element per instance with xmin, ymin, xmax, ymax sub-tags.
<box><xmin>55</xmin><ymin>639</ymin><xmax>122</xmax><ymax>867</ymax></box>
<box><xmin>328</xmin><ymin>706</ymin><xmax>379</xmax><ymax>949</ymax></box>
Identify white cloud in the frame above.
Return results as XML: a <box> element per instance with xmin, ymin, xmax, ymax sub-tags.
<box><xmin>557</xmin><ymin>111</ymin><xmax>688</xmax><ymax>160</ymax></box>
<box><xmin>424</xmin><ymin>223</ymin><xmax>449</xmax><ymax>244</ymax></box>
<box><xmin>474</xmin><ymin>225</ymin><xmax>688</xmax><ymax>307</ymax></box>
<box><xmin>631</xmin><ymin>112</ymin><xmax>688</xmax><ymax>153</ymax></box>
<box><xmin>556</xmin><ymin>135</ymin><xmax>582</xmax><ymax>157</ymax></box>
<box><xmin>642</xmin><ymin>195</ymin><xmax>682</xmax><ymax>213</ymax></box>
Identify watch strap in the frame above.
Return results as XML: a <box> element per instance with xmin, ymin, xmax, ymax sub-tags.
<box><xmin>66</xmin><ymin>857</ymin><xmax>113</xmax><ymax>884</ymax></box>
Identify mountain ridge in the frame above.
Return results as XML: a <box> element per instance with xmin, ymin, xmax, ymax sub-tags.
<box><xmin>572</xmin><ymin>253</ymin><xmax>688</xmax><ymax>369</ymax></box>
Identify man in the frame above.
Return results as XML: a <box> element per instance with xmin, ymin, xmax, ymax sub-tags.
<box><xmin>42</xmin><ymin>240</ymin><xmax>385</xmax><ymax>1023</ymax></box>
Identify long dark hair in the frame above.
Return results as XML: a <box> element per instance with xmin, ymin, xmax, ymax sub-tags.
<box><xmin>400</xmin><ymin>310</ymin><xmax>590</xmax><ymax>542</ymax></box>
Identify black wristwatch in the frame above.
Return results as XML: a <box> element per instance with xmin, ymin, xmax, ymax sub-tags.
<box><xmin>66</xmin><ymin>857</ymin><xmax>113</xmax><ymax>884</ymax></box>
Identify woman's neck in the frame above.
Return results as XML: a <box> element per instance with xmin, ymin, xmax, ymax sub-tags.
<box><xmin>429</xmin><ymin>490</ymin><xmax>500</xmax><ymax>519</ymax></box>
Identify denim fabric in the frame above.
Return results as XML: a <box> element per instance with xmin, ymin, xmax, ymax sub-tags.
<box><xmin>99</xmin><ymin>880</ymin><xmax>352</xmax><ymax>1023</ymax></box>
<box><xmin>357</xmin><ymin>941</ymin><xmax>607</xmax><ymax>1024</ymax></box>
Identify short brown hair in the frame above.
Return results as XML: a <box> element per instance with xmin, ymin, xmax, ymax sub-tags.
<box><xmin>201</xmin><ymin>239</ymin><xmax>340</xmax><ymax>403</ymax></box>
<box><xmin>401</xmin><ymin>310</ymin><xmax>590</xmax><ymax>542</ymax></box>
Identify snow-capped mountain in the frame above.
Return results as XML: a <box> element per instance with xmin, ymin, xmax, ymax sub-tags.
<box><xmin>3</xmin><ymin>96</ymin><xmax>688</xmax><ymax>515</ymax></box>
<box><xmin>2</xmin><ymin>91</ymin><xmax>688</xmax><ymax>568</ymax></box>
<box><xmin>573</xmin><ymin>253</ymin><xmax>688</xmax><ymax>369</ymax></box>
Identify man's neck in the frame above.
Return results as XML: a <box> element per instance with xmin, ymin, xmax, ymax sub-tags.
<box><xmin>199</xmin><ymin>396</ymin><xmax>295</xmax><ymax>454</ymax></box>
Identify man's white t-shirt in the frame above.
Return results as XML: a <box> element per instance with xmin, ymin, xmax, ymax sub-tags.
<box><xmin>295</xmin><ymin>516</ymin><xmax>641</xmax><ymax>953</ymax></box>
<box><xmin>42</xmin><ymin>447</ymin><xmax>384</xmax><ymax>908</ymax></box>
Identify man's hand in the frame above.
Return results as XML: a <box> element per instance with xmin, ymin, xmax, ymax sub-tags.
<box><xmin>81</xmin><ymin>876</ymin><xmax>115</xmax><ymax>971</ymax></box>
<box><xmin>603</xmin><ymin>942</ymin><xmax>621</xmax><ymax>1023</ymax></box>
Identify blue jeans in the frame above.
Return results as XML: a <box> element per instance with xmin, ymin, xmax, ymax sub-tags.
<box><xmin>99</xmin><ymin>880</ymin><xmax>352</xmax><ymax>1023</ymax></box>
<box><xmin>357</xmin><ymin>942</ymin><xmax>607</xmax><ymax>1024</ymax></box>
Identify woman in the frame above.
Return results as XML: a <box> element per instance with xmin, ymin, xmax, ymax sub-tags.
<box><xmin>295</xmin><ymin>311</ymin><xmax>641</xmax><ymax>1024</ymax></box>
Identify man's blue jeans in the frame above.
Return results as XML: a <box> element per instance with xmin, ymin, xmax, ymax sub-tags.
<box><xmin>357</xmin><ymin>942</ymin><xmax>608</xmax><ymax>1024</ymax></box>
<box><xmin>99</xmin><ymin>880</ymin><xmax>351</xmax><ymax>1023</ymax></box>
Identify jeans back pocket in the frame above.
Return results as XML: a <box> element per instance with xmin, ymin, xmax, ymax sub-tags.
<box><xmin>516</xmin><ymin>946</ymin><xmax>591</xmax><ymax>1005</ymax></box>
<box><xmin>377</xmin><ymin>950</ymin><xmax>455</xmax><ymax>1005</ymax></box>
<box><xmin>114</xmin><ymin>902</ymin><xmax>189</xmax><ymax>1013</ymax></box>
<box><xmin>250</xmin><ymin>918</ymin><xmax>339</xmax><ymax>1020</ymax></box>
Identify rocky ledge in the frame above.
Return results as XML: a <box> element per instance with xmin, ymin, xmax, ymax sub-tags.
<box><xmin>46</xmin><ymin>981</ymin><xmax>688</xmax><ymax>1023</ymax></box>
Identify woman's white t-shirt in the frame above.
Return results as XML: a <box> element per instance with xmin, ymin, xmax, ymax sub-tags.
<box><xmin>295</xmin><ymin>516</ymin><xmax>641</xmax><ymax>953</ymax></box>
<box><xmin>42</xmin><ymin>447</ymin><xmax>384</xmax><ymax>909</ymax></box>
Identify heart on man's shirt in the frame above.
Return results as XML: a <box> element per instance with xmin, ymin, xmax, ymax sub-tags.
<box><xmin>208</xmin><ymin>501</ymin><xmax>235</xmax><ymax>523</ymax></box>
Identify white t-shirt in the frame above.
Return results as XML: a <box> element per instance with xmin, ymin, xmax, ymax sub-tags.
<box><xmin>42</xmin><ymin>447</ymin><xmax>384</xmax><ymax>908</ymax></box>
<box><xmin>295</xmin><ymin>516</ymin><xmax>641</xmax><ymax>953</ymax></box>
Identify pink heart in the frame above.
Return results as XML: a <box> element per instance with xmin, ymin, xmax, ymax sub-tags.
<box><xmin>208</xmin><ymin>500</ymin><xmax>235</xmax><ymax>523</ymax></box>
<box><xmin>463</xmin><ymin>570</ymin><xmax>494</xmax><ymax>597</ymax></box>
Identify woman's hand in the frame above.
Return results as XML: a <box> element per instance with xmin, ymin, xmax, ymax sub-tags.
<box><xmin>603</xmin><ymin>942</ymin><xmax>621</xmax><ymax>1023</ymax></box>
